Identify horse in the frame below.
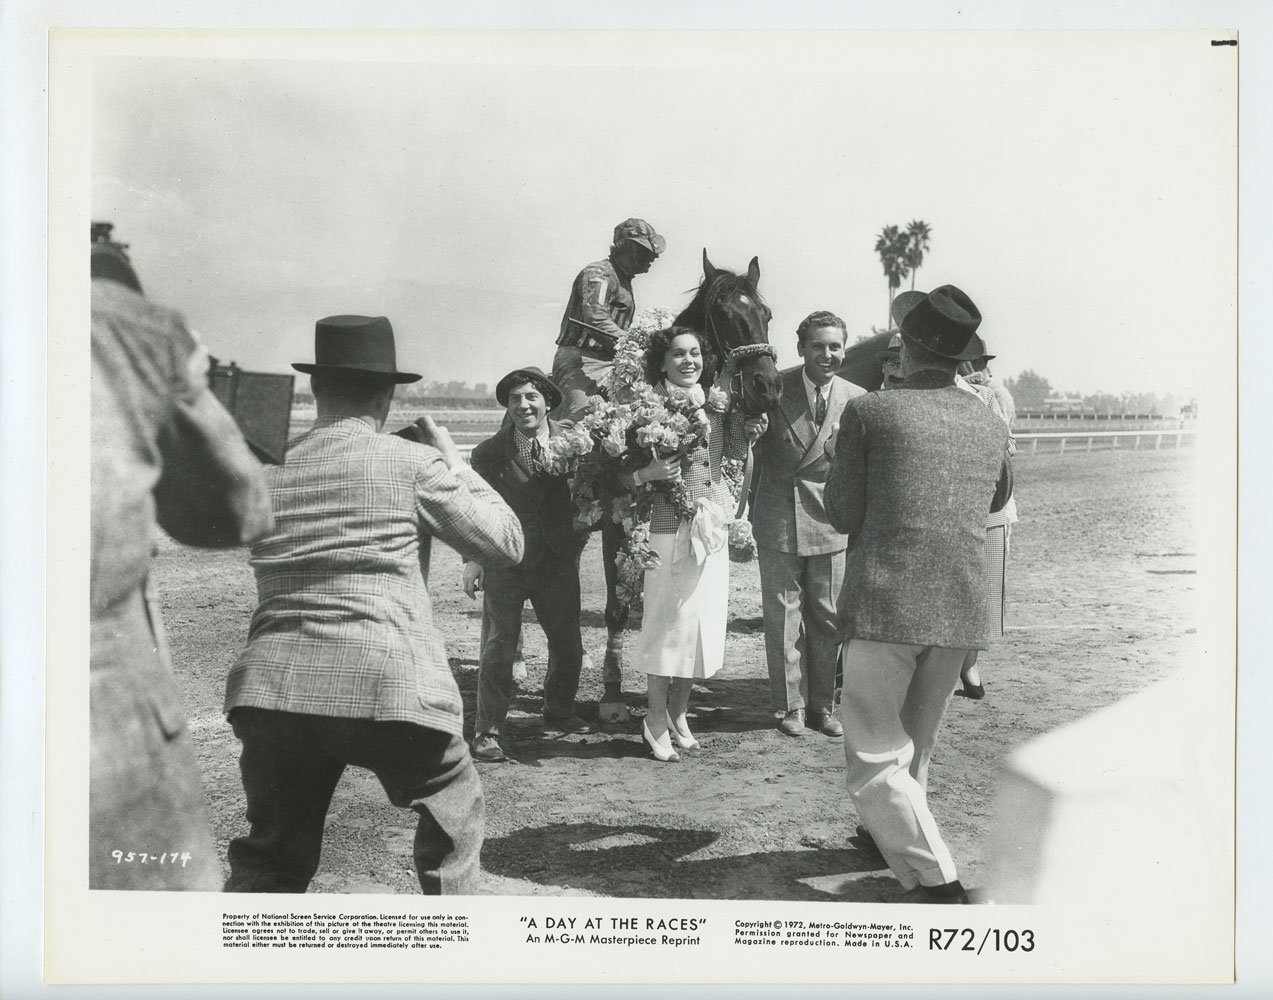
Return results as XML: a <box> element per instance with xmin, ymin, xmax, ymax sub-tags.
<box><xmin>675</xmin><ymin>250</ymin><xmax>783</xmax><ymax>415</ymax></box>
<box><xmin>597</xmin><ymin>250</ymin><xmax>783</xmax><ymax>720</ymax></box>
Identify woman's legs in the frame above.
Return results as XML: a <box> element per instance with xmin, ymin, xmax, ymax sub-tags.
<box><xmin>667</xmin><ymin>677</ymin><xmax>694</xmax><ymax>742</ymax></box>
<box><xmin>645</xmin><ymin>674</ymin><xmax>671</xmax><ymax>740</ymax></box>
<box><xmin>958</xmin><ymin>650</ymin><xmax>984</xmax><ymax>699</ymax></box>
<box><xmin>644</xmin><ymin>674</ymin><xmax>679</xmax><ymax>760</ymax></box>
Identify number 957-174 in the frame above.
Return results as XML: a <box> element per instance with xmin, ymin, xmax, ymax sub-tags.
<box><xmin>110</xmin><ymin>850</ymin><xmax>191</xmax><ymax>867</ymax></box>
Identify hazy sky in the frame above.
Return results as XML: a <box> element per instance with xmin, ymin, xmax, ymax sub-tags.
<box><xmin>90</xmin><ymin>31</ymin><xmax>1236</xmax><ymax>398</ymax></box>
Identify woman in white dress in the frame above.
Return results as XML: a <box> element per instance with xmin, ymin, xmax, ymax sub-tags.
<box><xmin>622</xmin><ymin>326</ymin><xmax>749</xmax><ymax>762</ymax></box>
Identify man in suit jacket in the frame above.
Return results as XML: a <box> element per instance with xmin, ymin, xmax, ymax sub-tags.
<box><xmin>464</xmin><ymin>368</ymin><xmax>592</xmax><ymax>762</ymax></box>
<box><xmin>224</xmin><ymin>316</ymin><xmax>524</xmax><ymax>894</ymax></box>
<box><xmin>91</xmin><ymin>233</ymin><xmax>273</xmax><ymax>890</ymax></box>
<box><xmin>826</xmin><ymin>285</ymin><xmax>1012</xmax><ymax>904</ymax></box>
<box><xmin>747</xmin><ymin>311</ymin><xmax>865</xmax><ymax>737</ymax></box>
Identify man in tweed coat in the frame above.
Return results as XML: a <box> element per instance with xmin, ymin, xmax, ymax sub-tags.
<box><xmin>747</xmin><ymin>310</ymin><xmax>864</xmax><ymax>737</ymax></box>
<box><xmin>826</xmin><ymin>285</ymin><xmax>1012</xmax><ymax>904</ymax></box>
<box><xmin>224</xmin><ymin>315</ymin><xmax>524</xmax><ymax>894</ymax></box>
<box><xmin>91</xmin><ymin>233</ymin><xmax>272</xmax><ymax>890</ymax></box>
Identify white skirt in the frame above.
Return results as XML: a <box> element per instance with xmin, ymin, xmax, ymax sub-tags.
<box><xmin>632</xmin><ymin>530</ymin><xmax>728</xmax><ymax>679</ymax></box>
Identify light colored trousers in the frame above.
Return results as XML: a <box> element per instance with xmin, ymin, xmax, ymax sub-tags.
<box><xmin>757</xmin><ymin>546</ymin><xmax>844</xmax><ymax>716</ymax></box>
<box><xmin>840</xmin><ymin>638</ymin><xmax>966</xmax><ymax>889</ymax></box>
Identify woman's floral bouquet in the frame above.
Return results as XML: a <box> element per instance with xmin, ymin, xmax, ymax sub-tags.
<box><xmin>539</xmin><ymin>420</ymin><xmax>594</xmax><ymax>477</ymax></box>
<box><xmin>568</xmin><ymin>308</ymin><xmax>742</xmax><ymax>601</ymax></box>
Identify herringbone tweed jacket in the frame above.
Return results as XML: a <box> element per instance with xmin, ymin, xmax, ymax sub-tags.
<box><xmin>226</xmin><ymin>416</ymin><xmax>524</xmax><ymax>737</ymax></box>
<box><xmin>826</xmin><ymin>370</ymin><xmax>1012</xmax><ymax>650</ymax></box>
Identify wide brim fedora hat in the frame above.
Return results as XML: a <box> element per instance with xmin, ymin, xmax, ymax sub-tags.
<box><xmin>898</xmin><ymin>284</ymin><xmax>987</xmax><ymax>362</ymax></box>
<box><xmin>496</xmin><ymin>366</ymin><xmax>562</xmax><ymax>411</ymax></box>
<box><xmin>292</xmin><ymin>315</ymin><xmax>422</xmax><ymax>383</ymax></box>
<box><xmin>889</xmin><ymin>290</ymin><xmax>926</xmax><ymax>331</ymax></box>
<box><xmin>91</xmin><ymin>241</ymin><xmax>143</xmax><ymax>294</ymax></box>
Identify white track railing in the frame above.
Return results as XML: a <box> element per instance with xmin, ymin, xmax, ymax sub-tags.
<box><xmin>1016</xmin><ymin>429</ymin><xmax>1196</xmax><ymax>454</ymax></box>
<box><xmin>294</xmin><ymin>421</ymin><xmax>1195</xmax><ymax>461</ymax></box>
<box><xmin>454</xmin><ymin>430</ymin><xmax>1199</xmax><ymax>461</ymax></box>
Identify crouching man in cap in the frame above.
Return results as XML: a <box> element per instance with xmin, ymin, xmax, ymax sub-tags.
<box><xmin>463</xmin><ymin>368</ymin><xmax>592</xmax><ymax>762</ymax></box>
<box><xmin>224</xmin><ymin>315</ymin><xmax>524</xmax><ymax>893</ymax></box>
<box><xmin>826</xmin><ymin>285</ymin><xmax>1012</xmax><ymax>904</ymax></box>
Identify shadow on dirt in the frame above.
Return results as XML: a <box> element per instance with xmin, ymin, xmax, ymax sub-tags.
<box><xmin>727</xmin><ymin>614</ymin><xmax>766</xmax><ymax>634</ymax></box>
<box><xmin>452</xmin><ymin>664</ymin><xmax>786</xmax><ymax>740</ymax></box>
<box><xmin>482</xmin><ymin>821</ymin><xmax>895</xmax><ymax>902</ymax></box>
<box><xmin>686</xmin><ymin>676</ymin><xmax>783</xmax><ymax>734</ymax></box>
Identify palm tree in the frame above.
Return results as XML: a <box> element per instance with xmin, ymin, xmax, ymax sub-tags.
<box><xmin>874</xmin><ymin>224</ymin><xmax>912</xmax><ymax>325</ymax></box>
<box><xmin>904</xmin><ymin>219</ymin><xmax>932</xmax><ymax>290</ymax></box>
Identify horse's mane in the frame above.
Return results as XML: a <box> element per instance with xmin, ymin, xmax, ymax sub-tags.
<box><xmin>674</xmin><ymin>270</ymin><xmax>768</xmax><ymax>331</ymax></box>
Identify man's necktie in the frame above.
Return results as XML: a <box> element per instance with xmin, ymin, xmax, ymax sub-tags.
<box><xmin>814</xmin><ymin>384</ymin><xmax>827</xmax><ymax>428</ymax></box>
<box><xmin>530</xmin><ymin>437</ymin><xmax>545</xmax><ymax>473</ymax></box>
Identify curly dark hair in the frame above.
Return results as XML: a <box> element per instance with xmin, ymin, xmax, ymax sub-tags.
<box><xmin>795</xmin><ymin>310</ymin><xmax>847</xmax><ymax>346</ymax></box>
<box><xmin>642</xmin><ymin>325</ymin><xmax>717</xmax><ymax>388</ymax></box>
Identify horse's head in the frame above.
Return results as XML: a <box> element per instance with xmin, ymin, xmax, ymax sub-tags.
<box><xmin>675</xmin><ymin>250</ymin><xmax>783</xmax><ymax>417</ymax></box>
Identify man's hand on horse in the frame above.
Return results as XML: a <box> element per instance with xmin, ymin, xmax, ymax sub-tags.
<box><xmin>744</xmin><ymin>413</ymin><xmax>769</xmax><ymax>444</ymax></box>
<box><xmin>411</xmin><ymin>415</ymin><xmax>463</xmax><ymax>469</ymax></box>
<box><xmin>462</xmin><ymin>561</ymin><xmax>485</xmax><ymax>599</ymax></box>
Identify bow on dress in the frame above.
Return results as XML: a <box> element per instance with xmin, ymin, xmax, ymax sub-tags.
<box><xmin>672</xmin><ymin>497</ymin><xmax>728</xmax><ymax>567</ymax></box>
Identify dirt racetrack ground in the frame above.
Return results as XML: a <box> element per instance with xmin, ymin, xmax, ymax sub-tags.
<box><xmin>155</xmin><ymin>444</ymin><xmax>1199</xmax><ymax>901</ymax></box>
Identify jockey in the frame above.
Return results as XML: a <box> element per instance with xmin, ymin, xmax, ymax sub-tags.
<box><xmin>552</xmin><ymin>218</ymin><xmax>666</xmax><ymax>419</ymax></box>
<box><xmin>550</xmin><ymin>218</ymin><xmax>665</xmax><ymax>723</ymax></box>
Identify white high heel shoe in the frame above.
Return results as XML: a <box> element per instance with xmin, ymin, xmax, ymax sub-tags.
<box><xmin>642</xmin><ymin>720</ymin><xmax>681</xmax><ymax>763</ymax></box>
<box><xmin>666</xmin><ymin>712</ymin><xmax>700</xmax><ymax>751</ymax></box>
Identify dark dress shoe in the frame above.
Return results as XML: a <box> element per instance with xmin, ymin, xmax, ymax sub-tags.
<box><xmin>778</xmin><ymin>708</ymin><xmax>806</xmax><ymax>737</ymax></box>
<box><xmin>542</xmin><ymin>711</ymin><xmax>593</xmax><ymax>734</ymax></box>
<box><xmin>898</xmin><ymin>880</ymin><xmax>969</xmax><ymax>904</ymax></box>
<box><xmin>955</xmin><ymin>682</ymin><xmax>985</xmax><ymax>700</ymax></box>
<box><xmin>807</xmin><ymin>711</ymin><xmax>844</xmax><ymax>737</ymax></box>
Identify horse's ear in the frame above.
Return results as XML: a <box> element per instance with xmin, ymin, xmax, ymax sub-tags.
<box><xmin>702</xmin><ymin>249</ymin><xmax>718</xmax><ymax>280</ymax></box>
<box><xmin>746</xmin><ymin>256</ymin><xmax>761</xmax><ymax>288</ymax></box>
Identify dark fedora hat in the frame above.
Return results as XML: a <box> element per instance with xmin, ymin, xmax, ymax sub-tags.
<box><xmin>496</xmin><ymin>366</ymin><xmax>562</xmax><ymax>411</ymax></box>
<box><xmin>91</xmin><ymin>241</ymin><xmax>143</xmax><ymax>294</ymax></box>
<box><xmin>889</xmin><ymin>290</ymin><xmax>926</xmax><ymax>331</ymax></box>
<box><xmin>293</xmin><ymin>315</ymin><xmax>421</xmax><ymax>383</ymax></box>
<box><xmin>898</xmin><ymin>285</ymin><xmax>986</xmax><ymax>362</ymax></box>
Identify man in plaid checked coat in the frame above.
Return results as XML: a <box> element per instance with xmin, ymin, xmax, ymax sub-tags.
<box><xmin>224</xmin><ymin>315</ymin><xmax>524</xmax><ymax>894</ymax></box>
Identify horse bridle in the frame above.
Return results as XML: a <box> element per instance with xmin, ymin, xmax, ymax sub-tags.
<box><xmin>702</xmin><ymin>287</ymin><xmax>777</xmax><ymax>517</ymax></box>
<box><xmin>702</xmin><ymin>288</ymin><xmax>777</xmax><ymax>409</ymax></box>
